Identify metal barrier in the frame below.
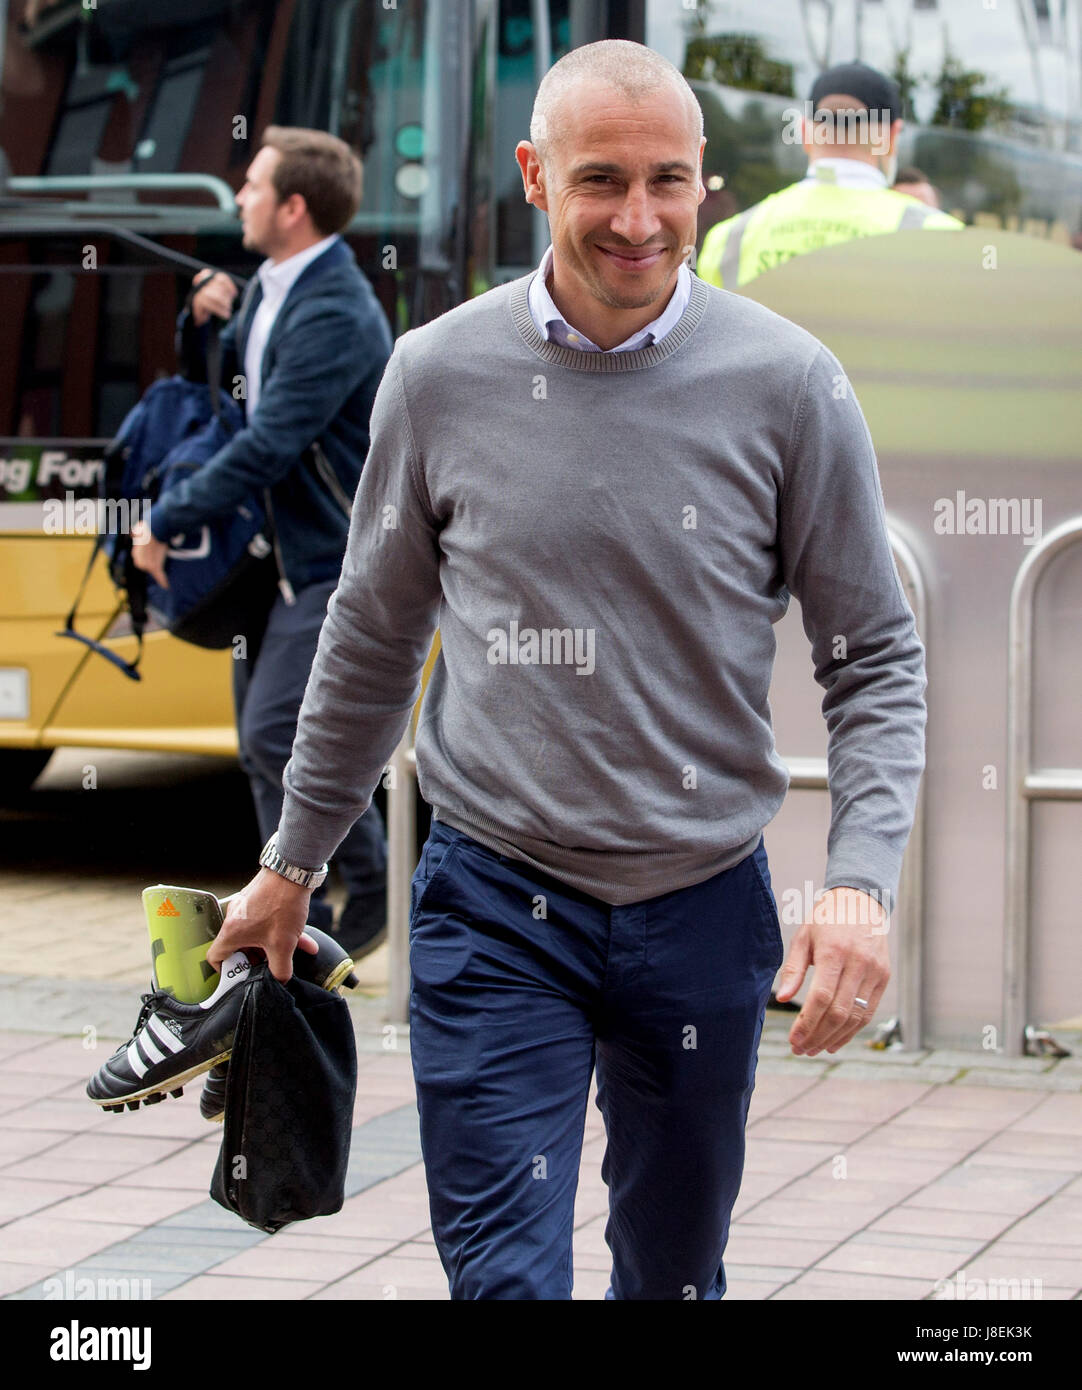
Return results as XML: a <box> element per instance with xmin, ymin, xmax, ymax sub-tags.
<box><xmin>1003</xmin><ymin>516</ymin><xmax>1082</xmax><ymax>1057</ymax></box>
<box><xmin>7</xmin><ymin>173</ymin><xmax>238</xmax><ymax>212</ymax></box>
<box><xmin>384</xmin><ymin>526</ymin><xmax>929</xmax><ymax>1035</ymax></box>
<box><xmin>386</xmin><ymin>738</ymin><xmax>417</xmax><ymax>1025</ymax></box>
<box><xmin>890</xmin><ymin>529</ymin><xmax>929</xmax><ymax>1053</ymax></box>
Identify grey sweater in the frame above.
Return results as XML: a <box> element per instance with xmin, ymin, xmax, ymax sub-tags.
<box><xmin>276</xmin><ymin>272</ymin><xmax>926</xmax><ymax>909</ymax></box>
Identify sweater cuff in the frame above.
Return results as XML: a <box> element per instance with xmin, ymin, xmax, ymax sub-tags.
<box><xmin>275</xmin><ymin>790</ymin><xmax>360</xmax><ymax>872</ymax></box>
<box><xmin>822</xmin><ymin>833</ymin><xmax>904</xmax><ymax>919</ymax></box>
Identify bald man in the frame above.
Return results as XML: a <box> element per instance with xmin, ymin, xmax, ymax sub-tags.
<box><xmin>210</xmin><ymin>40</ymin><xmax>926</xmax><ymax>1300</ymax></box>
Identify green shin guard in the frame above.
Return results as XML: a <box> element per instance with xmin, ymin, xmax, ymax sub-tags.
<box><xmin>143</xmin><ymin>885</ymin><xmax>226</xmax><ymax>1004</ymax></box>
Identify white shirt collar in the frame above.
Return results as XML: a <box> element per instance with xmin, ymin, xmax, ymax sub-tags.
<box><xmin>802</xmin><ymin>157</ymin><xmax>888</xmax><ymax>190</ymax></box>
<box><xmin>257</xmin><ymin>233</ymin><xmax>340</xmax><ymax>300</ymax></box>
<box><xmin>527</xmin><ymin>244</ymin><xmax>692</xmax><ymax>353</ymax></box>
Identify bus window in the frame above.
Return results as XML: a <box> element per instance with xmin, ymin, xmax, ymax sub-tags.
<box><xmin>4</xmin><ymin>0</ymin><xmax>276</xmax><ymax>191</ymax></box>
<box><xmin>1</xmin><ymin>0</ymin><xmax>446</xmax><ymax>236</ymax></box>
<box><xmin>0</xmin><ymin>233</ymin><xmax>203</xmax><ymax>444</ymax></box>
<box><xmin>645</xmin><ymin>0</ymin><xmax>1082</xmax><ymax>249</ymax></box>
<box><xmin>2</xmin><ymin>1</ymin><xmax>464</xmax><ymax>332</ymax></box>
<box><xmin>270</xmin><ymin>0</ymin><xmax>457</xmax><ymax>325</ymax></box>
<box><xmin>274</xmin><ymin>0</ymin><xmax>434</xmax><ymax>228</ymax></box>
<box><xmin>131</xmin><ymin>39</ymin><xmax>217</xmax><ymax>176</ymax></box>
<box><xmin>494</xmin><ymin>0</ymin><xmax>573</xmax><ymax>277</ymax></box>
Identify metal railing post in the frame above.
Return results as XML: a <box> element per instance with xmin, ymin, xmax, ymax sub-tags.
<box><xmin>1003</xmin><ymin>516</ymin><xmax>1082</xmax><ymax>1056</ymax></box>
<box><xmin>890</xmin><ymin>528</ymin><xmax>928</xmax><ymax>1053</ymax></box>
<box><xmin>385</xmin><ymin>735</ymin><xmax>417</xmax><ymax>1026</ymax></box>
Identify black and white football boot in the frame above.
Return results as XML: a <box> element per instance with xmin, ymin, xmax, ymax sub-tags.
<box><xmin>198</xmin><ymin>925</ymin><xmax>358</xmax><ymax>1123</ymax></box>
<box><xmin>87</xmin><ymin>950</ymin><xmax>257</xmax><ymax>1112</ymax></box>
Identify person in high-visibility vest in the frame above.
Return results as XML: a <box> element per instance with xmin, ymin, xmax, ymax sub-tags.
<box><xmin>699</xmin><ymin>61</ymin><xmax>963</xmax><ymax>290</ymax></box>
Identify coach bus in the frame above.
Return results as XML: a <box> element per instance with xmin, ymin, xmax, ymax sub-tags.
<box><xmin>2</xmin><ymin>0</ymin><xmax>1080</xmax><ymax>1049</ymax></box>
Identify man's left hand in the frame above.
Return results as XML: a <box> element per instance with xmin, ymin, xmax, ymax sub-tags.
<box><xmin>773</xmin><ymin>886</ymin><xmax>889</xmax><ymax>1056</ymax></box>
<box><xmin>130</xmin><ymin>521</ymin><xmax>169</xmax><ymax>589</ymax></box>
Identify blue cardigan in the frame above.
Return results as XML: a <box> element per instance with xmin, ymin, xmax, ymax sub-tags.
<box><xmin>153</xmin><ymin>238</ymin><xmax>393</xmax><ymax>595</ymax></box>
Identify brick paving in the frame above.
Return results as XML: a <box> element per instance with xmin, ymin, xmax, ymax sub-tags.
<box><xmin>1</xmin><ymin>749</ymin><xmax>1079</xmax><ymax>1300</ymax></box>
<box><xmin>0</xmin><ymin>1001</ymin><xmax>1079</xmax><ymax>1301</ymax></box>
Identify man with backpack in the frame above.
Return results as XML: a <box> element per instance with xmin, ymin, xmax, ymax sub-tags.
<box><xmin>131</xmin><ymin>126</ymin><xmax>394</xmax><ymax>956</ymax></box>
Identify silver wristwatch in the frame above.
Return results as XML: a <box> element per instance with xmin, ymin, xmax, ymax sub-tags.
<box><xmin>258</xmin><ymin>832</ymin><xmax>329</xmax><ymax>890</ymax></box>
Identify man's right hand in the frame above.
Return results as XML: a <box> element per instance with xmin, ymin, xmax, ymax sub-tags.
<box><xmin>191</xmin><ymin>271</ymin><xmax>238</xmax><ymax>328</ymax></box>
<box><xmin>206</xmin><ymin>867</ymin><xmax>318</xmax><ymax>982</ymax></box>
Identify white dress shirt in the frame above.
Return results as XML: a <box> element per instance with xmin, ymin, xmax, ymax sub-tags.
<box><xmin>243</xmin><ymin>233</ymin><xmax>340</xmax><ymax>415</ymax></box>
<box><xmin>527</xmin><ymin>244</ymin><xmax>692</xmax><ymax>352</ymax></box>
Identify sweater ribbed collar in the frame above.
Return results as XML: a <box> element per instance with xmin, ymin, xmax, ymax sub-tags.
<box><xmin>509</xmin><ymin>272</ymin><xmax>710</xmax><ymax>372</ymax></box>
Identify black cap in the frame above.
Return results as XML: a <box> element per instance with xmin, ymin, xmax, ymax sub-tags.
<box><xmin>809</xmin><ymin>62</ymin><xmax>901</xmax><ymax>124</ymax></box>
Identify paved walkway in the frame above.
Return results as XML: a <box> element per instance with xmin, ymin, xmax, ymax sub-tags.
<box><xmin>2</xmin><ymin>751</ymin><xmax>1080</xmax><ymax>1300</ymax></box>
<box><xmin>1</xmin><ymin>990</ymin><xmax>1080</xmax><ymax>1301</ymax></box>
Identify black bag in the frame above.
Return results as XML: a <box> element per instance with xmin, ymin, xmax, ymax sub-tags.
<box><xmin>210</xmin><ymin>961</ymin><xmax>357</xmax><ymax>1234</ymax></box>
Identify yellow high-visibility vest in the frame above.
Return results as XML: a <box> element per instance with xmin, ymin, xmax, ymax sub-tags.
<box><xmin>699</xmin><ymin>167</ymin><xmax>964</xmax><ymax>290</ymax></box>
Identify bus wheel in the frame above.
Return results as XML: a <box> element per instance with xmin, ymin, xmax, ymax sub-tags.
<box><xmin>0</xmin><ymin>749</ymin><xmax>53</xmax><ymax>792</ymax></box>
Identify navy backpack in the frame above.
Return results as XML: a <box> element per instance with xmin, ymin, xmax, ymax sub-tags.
<box><xmin>60</xmin><ymin>324</ymin><xmax>276</xmax><ymax>680</ymax></box>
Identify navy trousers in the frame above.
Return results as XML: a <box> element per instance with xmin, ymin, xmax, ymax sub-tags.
<box><xmin>232</xmin><ymin>579</ymin><xmax>387</xmax><ymax>928</ymax></box>
<box><xmin>408</xmin><ymin>818</ymin><xmax>784</xmax><ymax>1300</ymax></box>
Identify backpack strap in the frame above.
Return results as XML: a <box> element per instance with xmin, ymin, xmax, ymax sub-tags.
<box><xmin>57</xmin><ymin>530</ymin><xmax>106</xmax><ymax>649</ymax></box>
<box><xmin>56</xmin><ymin>588</ymin><xmax>144</xmax><ymax>682</ymax></box>
<box><xmin>55</xmin><ymin>426</ymin><xmax>149</xmax><ymax>679</ymax></box>
<box><xmin>206</xmin><ymin>318</ymin><xmax>224</xmax><ymax>423</ymax></box>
